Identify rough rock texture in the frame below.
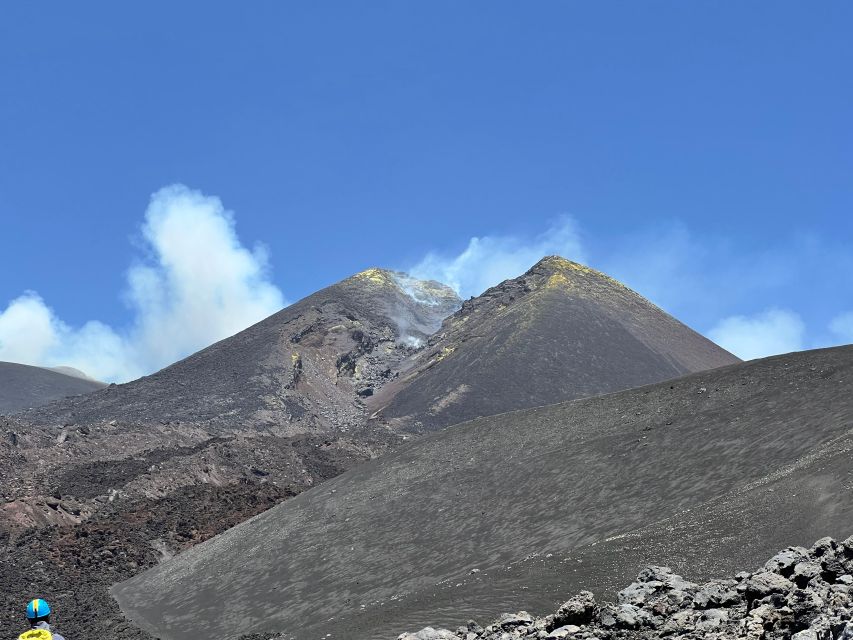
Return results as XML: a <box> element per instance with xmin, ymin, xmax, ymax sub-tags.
<box><xmin>112</xmin><ymin>345</ymin><xmax>853</xmax><ymax>640</ymax></box>
<box><xmin>0</xmin><ymin>361</ymin><xmax>105</xmax><ymax>414</ymax></box>
<box><xmin>396</xmin><ymin>536</ymin><xmax>853</xmax><ymax>640</ymax></box>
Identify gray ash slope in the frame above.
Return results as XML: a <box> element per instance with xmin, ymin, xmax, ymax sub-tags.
<box><xmin>0</xmin><ymin>361</ymin><xmax>104</xmax><ymax>414</ymax></box>
<box><xmin>113</xmin><ymin>345</ymin><xmax>853</xmax><ymax>640</ymax></box>
<box><xmin>370</xmin><ymin>256</ymin><xmax>738</xmax><ymax>433</ymax></box>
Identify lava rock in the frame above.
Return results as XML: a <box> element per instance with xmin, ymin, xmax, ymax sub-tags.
<box><xmin>553</xmin><ymin>591</ymin><xmax>596</xmax><ymax>627</ymax></box>
<box><xmin>744</xmin><ymin>571</ymin><xmax>795</xmax><ymax>606</ymax></box>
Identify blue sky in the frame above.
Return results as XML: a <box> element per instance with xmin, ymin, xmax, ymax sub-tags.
<box><xmin>1</xmin><ymin>2</ymin><xmax>851</xmax><ymax>381</ymax></box>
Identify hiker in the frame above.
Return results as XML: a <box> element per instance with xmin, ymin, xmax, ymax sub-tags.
<box><xmin>18</xmin><ymin>599</ymin><xmax>67</xmax><ymax>640</ymax></box>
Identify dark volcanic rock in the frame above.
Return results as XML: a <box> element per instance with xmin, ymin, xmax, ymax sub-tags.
<box><xmin>113</xmin><ymin>345</ymin><xmax>853</xmax><ymax>640</ymax></box>
<box><xmin>0</xmin><ymin>361</ymin><xmax>104</xmax><ymax>414</ymax></box>
<box><xmin>553</xmin><ymin>591</ymin><xmax>597</xmax><ymax>627</ymax></box>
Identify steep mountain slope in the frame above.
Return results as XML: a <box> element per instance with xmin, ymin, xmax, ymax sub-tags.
<box><xmin>371</xmin><ymin>256</ymin><xmax>739</xmax><ymax>432</ymax></box>
<box><xmin>112</xmin><ymin>346</ymin><xmax>853</xmax><ymax>640</ymax></box>
<box><xmin>0</xmin><ymin>361</ymin><xmax>105</xmax><ymax>414</ymax></box>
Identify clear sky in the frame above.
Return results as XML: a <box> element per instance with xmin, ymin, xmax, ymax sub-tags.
<box><xmin>1</xmin><ymin>2</ymin><xmax>851</xmax><ymax>381</ymax></box>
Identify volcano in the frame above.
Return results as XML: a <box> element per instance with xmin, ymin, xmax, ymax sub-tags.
<box><xmin>1</xmin><ymin>257</ymin><xmax>740</xmax><ymax>639</ymax></box>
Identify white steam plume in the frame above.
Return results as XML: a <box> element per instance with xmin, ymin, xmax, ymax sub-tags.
<box><xmin>708</xmin><ymin>308</ymin><xmax>805</xmax><ymax>360</ymax></box>
<box><xmin>0</xmin><ymin>185</ymin><xmax>285</xmax><ymax>382</ymax></box>
<box><xmin>409</xmin><ymin>216</ymin><xmax>585</xmax><ymax>298</ymax></box>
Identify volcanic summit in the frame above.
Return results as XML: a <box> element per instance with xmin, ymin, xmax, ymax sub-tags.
<box><xmin>371</xmin><ymin>256</ymin><xmax>739</xmax><ymax>432</ymax></box>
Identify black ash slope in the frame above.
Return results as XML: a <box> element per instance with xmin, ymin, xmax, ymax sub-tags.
<box><xmin>113</xmin><ymin>345</ymin><xmax>852</xmax><ymax>640</ymax></box>
<box><xmin>0</xmin><ymin>361</ymin><xmax>104</xmax><ymax>415</ymax></box>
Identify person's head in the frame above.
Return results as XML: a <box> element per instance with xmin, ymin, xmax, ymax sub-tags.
<box><xmin>26</xmin><ymin>599</ymin><xmax>51</xmax><ymax>626</ymax></box>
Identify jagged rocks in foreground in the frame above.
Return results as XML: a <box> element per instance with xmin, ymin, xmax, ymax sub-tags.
<box><xmin>398</xmin><ymin>536</ymin><xmax>853</xmax><ymax>640</ymax></box>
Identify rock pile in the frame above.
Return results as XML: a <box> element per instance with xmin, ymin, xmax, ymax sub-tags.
<box><xmin>398</xmin><ymin>537</ymin><xmax>853</xmax><ymax>640</ymax></box>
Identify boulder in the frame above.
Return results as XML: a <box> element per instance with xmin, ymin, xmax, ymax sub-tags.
<box><xmin>810</xmin><ymin>537</ymin><xmax>838</xmax><ymax>558</ymax></box>
<box><xmin>611</xmin><ymin>603</ymin><xmax>649</xmax><ymax>629</ymax></box>
<box><xmin>466</xmin><ymin>620</ymin><xmax>484</xmax><ymax>634</ymax></box>
<box><xmin>658</xmin><ymin>610</ymin><xmax>696</xmax><ymax>636</ymax></box>
<box><xmin>793</xmin><ymin>562</ymin><xmax>822</xmax><ymax>588</ymax></box>
<box><xmin>820</xmin><ymin>555</ymin><xmax>846</xmax><ymax>583</ymax></box>
<box><xmin>765</xmin><ymin>547</ymin><xmax>810</xmax><ymax>577</ymax></box>
<box><xmin>496</xmin><ymin>612</ymin><xmax>534</xmax><ymax>630</ymax></box>
<box><xmin>693</xmin><ymin>581</ymin><xmax>741</xmax><ymax>609</ymax></box>
<box><xmin>553</xmin><ymin>591</ymin><xmax>596</xmax><ymax>627</ymax></box>
<box><xmin>617</xmin><ymin>580</ymin><xmax>661</xmax><ymax>607</ymax></box>
<box><xmin>695</xmin><ymin>608</ymin><xmax>729</xmax><ymax>631</ymax></box>
<box><xmin>743</xmin><ymin>571</ymin><xmax>795</xmax><ymax>606</ymax></box>
<box><xmin>393</xmin><ymin>536</ymin><xmax>853</xmax><ymax>640</ymax></box>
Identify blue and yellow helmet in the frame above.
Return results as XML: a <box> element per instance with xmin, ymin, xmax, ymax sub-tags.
<box><xmin>26</xmin><ymin>599</ymin><xmax>51</xmax><ymax>620</ymax></box>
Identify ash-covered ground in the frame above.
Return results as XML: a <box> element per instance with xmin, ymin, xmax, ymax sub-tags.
<box><xmin>113</xmin><ymin>346</ymin><xmax>853</xmax><ymax>640</ymax></box>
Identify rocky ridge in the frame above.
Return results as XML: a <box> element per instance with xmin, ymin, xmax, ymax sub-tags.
<box><xmin>398</xmin><ymin>536</ymin><xmax>853</xmax><ymax>640</ymax></box>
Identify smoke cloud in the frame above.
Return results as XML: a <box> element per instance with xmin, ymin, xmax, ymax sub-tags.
<box><xmin>0</xmin><ymin>185</ymin><xmax>285</xmax><ymax>382</ymax></box>
<box><xmin>708</xmin><ymin>308</ymin><xmax>806</xmax><ymax>361</ymax></box>
<box><xmin>409</xmin><ymin>216</ymin><xmax>585</xmax><ymax>299</ymax></box>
